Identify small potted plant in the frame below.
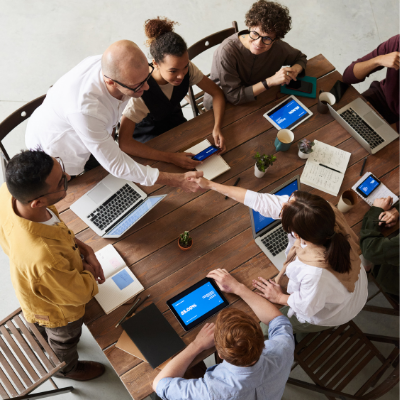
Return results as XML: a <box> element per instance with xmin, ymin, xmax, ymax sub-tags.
<box><xmin>298</xmin><ymin>138</ymin><xmax>315</xmax><ymax>159</ymax></box>
<box><xmin>178</xmin><ymin>231</ymin><xmax>193</xmax><ymax>250</ymax></box>
<box><xmin>253</xmin><ymin>153</ymin><xmax>277</xmax><ymax>178</ymax></box>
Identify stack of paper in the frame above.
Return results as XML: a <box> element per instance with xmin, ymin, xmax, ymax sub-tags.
<box><xmin>185</xmin><ymin>139</ymin><xmax>230</xmax><ymax>180</ymax></box>
<box><xmin>94</xmin><ymin>244</ymin><xmax>144</xmax><ymax>314</ymax></box>
<box><xmin>300</xmin><ymin>140</ymin><xmax>351</xmax><ymax>196</ymax></box>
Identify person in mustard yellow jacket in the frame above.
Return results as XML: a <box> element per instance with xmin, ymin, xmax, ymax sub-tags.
<box><xmin>0</xmin><ymin>150</ymin><xmax>105</xmax><ymax>381</ymax></box>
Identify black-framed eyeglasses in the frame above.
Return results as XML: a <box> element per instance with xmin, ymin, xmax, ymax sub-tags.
<box><xmin>104</xmin><ymin>63</ymin><xmax>154</xmax><ymax>93</ymax></box>
<box><xmin>27</xmin><ymin>157</ymin><xmax>68</xmax><ymax>202</ymax></box>
<box><xmin>249</xmin><ymin>31</ymin><xmax>276</xmax><ymax>45</ymax></box>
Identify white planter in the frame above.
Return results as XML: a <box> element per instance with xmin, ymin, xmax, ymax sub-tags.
<box><xmin>298</xmin><ymin>149</ymin><xmax>310</xmax><ymax>159</ymax></box>
<box><xmin>254</xmin><ymin>163</ymin><xmax>267</xmax><ymax>178</ymax></box>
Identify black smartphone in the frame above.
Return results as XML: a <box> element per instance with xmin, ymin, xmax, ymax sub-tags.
<box><xmin>191</xmin><ymin>145</ymin><xmax>219</xmax><ymax>161</ymax></box>
<box><xmin>286</xmin><ymin>79</ymin><xmax>313</xmax><ymax>94</ymax></box>
<box><xmin>329</xmin><ymin>80</ymin><xmax>349</xmax><ymax>102</ymax></box>
<box><xmin>356</xmin><ymin>174</ymin><xmax>381</xmax><ymax>198</ymax></box>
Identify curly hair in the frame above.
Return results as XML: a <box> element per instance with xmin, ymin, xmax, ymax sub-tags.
<box><xmin>6</xmin><ymin>149</ymin><xmax>54</xmax><ymax>203</ymax></box>
<box><xmin>214</xmin><ymin>308</ymin><xmax>264</xmax><ymax>367</ymax></box>
<box><xmin>144</xmin><ymin>17</ymin><xmax>187</xmax><ymax>64</ymax></box>
<box><xmin>245</xmin><ymin>0</ymin><xmax>292</xmax><ymax>40</ymax></box>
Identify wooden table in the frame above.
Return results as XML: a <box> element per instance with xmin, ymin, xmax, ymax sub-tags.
<box><xmin>55</xmin><ymin>54</ymin><xmax>399</xmax><ymax>400</ymax></box>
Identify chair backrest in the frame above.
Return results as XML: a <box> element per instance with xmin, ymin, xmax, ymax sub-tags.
<box><xmin>291</xmin><ymin>321</ymin><xmax>399</xmax><ymax>399</ymax></box>
<box><xmin>0</xmin><ymin>308</ymin><xmax>65</xmax><ymax>399</ymax></box>
<box><xmin>188</xmin><ymin>21</ymin><xmax>239</xmax><ymax>60</ymax></box>
<box><xmin>0</xmin><ymin>94</ymin><xmax>46</xmax><ymax>162</ymax></box>
<box><xmin>186</xmin><ymin>22</ymin><xmax>238</xmax><ymax>117</ymax></box>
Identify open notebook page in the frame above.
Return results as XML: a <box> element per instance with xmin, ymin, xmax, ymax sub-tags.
<box><xmin>95</xmin><ymin>244</ymin><xmax>126</xmax><ymax>280</ymax></box>
<box><xmin>309</xmin><ymin>140</ymin><xmax>351</xmax><ymax>173</ymax></box>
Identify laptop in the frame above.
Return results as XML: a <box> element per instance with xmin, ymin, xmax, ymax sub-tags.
<box><xmin>249</xmin><ymin>176</ymin><xmax>300</xmax><ymax>271</ymax></box>
<box><xmin>328</xmin><ymin>98</ymin><xmax>398</xmax><ymax>154</ymax></box>
<box><xmin>70</xmin><ymin>174</ymin><xmax>166</xmax><ymax>238</ymax></box>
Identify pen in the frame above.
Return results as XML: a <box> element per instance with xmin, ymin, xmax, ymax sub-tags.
<box><xmin>319</xmin><ymin>164</ymin><xmax>341</xmax><ymax>174</ymax></box>
<box><xmin>116</xmin><ymin>298</ymin><xmax>141</xmax><ymax>328</ymax></box>
<box><xmin>360</xmin><ymin>157</ymin><xmax>367</xmax><ymax>176</ymax></box>
<box><xmin>372</xmin><ymin>220</ymin><xmax>386</xmax><ymax>224</ymax></box>
<box><xmin>126</xmin><ymin>294</ymin><xmax>151</xmax><ymax>320</ymax></box>
<box><xmin>225</xmin><ymin>177</ymin><xmax>240</xmax><ymax>200</ymax></box>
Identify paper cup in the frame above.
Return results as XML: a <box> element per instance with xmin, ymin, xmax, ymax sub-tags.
<box><xmin>337</xmin><ymin>189</ymin><xmax>358</xmax><ymax>213</ymax></box>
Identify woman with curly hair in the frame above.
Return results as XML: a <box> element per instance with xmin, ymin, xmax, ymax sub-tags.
<box><xmin>119</xmin><ymin>17</ymin><xmax>226</xmax><ymax>170</ymax></box>
<box><xmin>204</xmin><ymin>0</ymin><xmax>308</xmax><ymax>109</ymax></box>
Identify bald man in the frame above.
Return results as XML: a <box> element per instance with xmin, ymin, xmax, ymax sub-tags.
<box><xmin>25</xmin><ymin>40</ymin><xmax>202</xmax><ymax>191</ymax></box>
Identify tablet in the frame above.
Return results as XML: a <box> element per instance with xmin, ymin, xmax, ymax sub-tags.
<box><xmin>263</xmin><ymin>95</ymin><xmax>313</xmax><ymax>130</ymax></box>
<box><xmin>167</xmin><ymin>278</ymin><xmax>229</xmax><ymax>331</ymax></box>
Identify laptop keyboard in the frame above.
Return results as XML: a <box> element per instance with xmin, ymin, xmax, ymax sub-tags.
<box><xmin>87</xmin><ymin>184</ymin><xmax>141</xmax><ymax>231</ymax></box>
<box><xmin>260</xmin><ymin>226</ymin><xmax>288</xmax><ymax>256</ymax></box>
<box><xmin>340</xmin><ymin>108</ymin><xmax>384</xmax><ymax>149</ymax></box>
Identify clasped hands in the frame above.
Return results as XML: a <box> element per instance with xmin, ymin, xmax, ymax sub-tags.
<box><xmin>373</xmin><ymin>196</ymin><xmax>399</xmax><ymax>227</ymax></box>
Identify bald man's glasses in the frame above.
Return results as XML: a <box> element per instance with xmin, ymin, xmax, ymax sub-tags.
<box><xmin>104</xmin><ymin>63</ymin><xmax>154</xmax><ymax>93</ymax></box>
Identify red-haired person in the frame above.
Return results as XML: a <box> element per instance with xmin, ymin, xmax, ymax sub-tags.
<box><xmin>204</xmin><ymin>0</ymin><xmax>307</xmax><ymax>109</ymax></box>
<box><xmin>153</xmin><ymin>301</ymin><xmax>294</xmax><ymax>400</ymax></box>
<box><xmin>119</xmin><ymin>17</ymin><xmax>226</xmax><ymax>170</ymax></box>
<box><xmin>189</xmin><ymin>177</ymin><xmax>368</xmax><ymax>340</ymax></box>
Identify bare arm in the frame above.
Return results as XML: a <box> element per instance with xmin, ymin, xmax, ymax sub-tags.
<box><xmin>153</xmin><ymin>323</ymin><xmax>215</xmax><ymax>391</ymax></box>
<box><xmin>118</xmin><ymin>116</ymin><xmax>201</xmax><ymax>170</ymax></box>
<box><xmin>197</xmin><ymin>76</ymin><xmax>226</xmax><ymax>152</ymax></box>
<box><xmin>208</xmin><ymin>269</ymin><xmax>282</xmax><ymax>325</ymax></box>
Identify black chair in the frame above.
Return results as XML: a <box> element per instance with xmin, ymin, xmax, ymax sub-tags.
<box><xmin>186</xmin><ymin>21</ymin><xmax>238</xmax><ymax>117</ymax></box>
<box><xmin>0</xmin><ymin>95</ymin><xmax>46</xmax><ymax>180</ymax></box>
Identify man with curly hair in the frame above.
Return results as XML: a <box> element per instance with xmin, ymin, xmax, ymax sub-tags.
<box><xmin>204</xmin><ymin>0</ymin><xmax>307</xmax><ymax>108</ymax></box>
<box><xmin>153</xmin><ymin>268</ymin><xmax>294</xmax><ymax>400</ymax></box>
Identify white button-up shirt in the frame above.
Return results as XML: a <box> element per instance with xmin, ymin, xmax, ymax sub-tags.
<box><xmin>244</xmin><ymin>190</ymin><xmax>368</xmax><ymax>326</ymax></box>
<box><xmin>26</xmin><ymin>55</ymin><xmax>159</xmax><ymax>186</ymax></box>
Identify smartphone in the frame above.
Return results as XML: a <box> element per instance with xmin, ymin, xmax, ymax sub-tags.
<box><xmin>329</xmin><ymin>80</ymin><xmax>349</xmax><ymax>102</ymax></box>
<box><xmin>191</xmin><ymin>145</ymin><xmax>219</xmax><ymax>161</ymax></box>
<box><xmin>286</xmin><ymin>79</ymin><xmax>313</xmax><ymax>94</ymax></box>
<box><xmin>356</xmin><ymin>174</ymin><xmax>381</xmax><ymax>198</ymax></box>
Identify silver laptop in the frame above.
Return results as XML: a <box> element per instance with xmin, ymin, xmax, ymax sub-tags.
<box><xmin>70</xmin><ymin>174</ymin><xmax>166</xmax><ymax>238</ymax></box>
<box><xmin>328</xmin><ymin>98</ymin><xmax>398</xmax><ymax>154</ymax></box>
<box><xmin>249</xmin><ymin>176</ymin><xmax>300</xmax><ymax>271</ymax></box>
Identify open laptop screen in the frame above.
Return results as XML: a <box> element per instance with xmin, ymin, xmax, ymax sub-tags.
<box><xmin>252</xmin><ymin>179</ymin><xmax>299</xmax><ymax>234</ymax></box>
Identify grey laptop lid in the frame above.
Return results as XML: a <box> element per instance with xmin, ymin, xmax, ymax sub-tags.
<box><xmin>249</xmin><ymin>176</ymin><xmax>300</xmax><ymax>239</ymax></box>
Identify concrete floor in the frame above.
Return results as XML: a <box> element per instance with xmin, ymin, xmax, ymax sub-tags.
<box><xmin>0</xmin><ymin>0</ymin><xmax>398</xmax><ymax>399</ymax></box>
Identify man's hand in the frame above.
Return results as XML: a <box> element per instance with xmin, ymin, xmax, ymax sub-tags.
<box><xmin>253</xmin><ymin>277</ymin><xmax>285</xmax><ymax>304</ymax></box>
<box><xmin>378</xmin><ymin>51</ymin><xmax>400</xmax><ymax>70</ymax></box>
<box><xmin>379</xmin><ymin>207</ymin><xmax>399</xmax><ymax>228</ymax></box>
<box><xmin>83</xmin><ymin>252</ymin><xmax>105</xmax><ymax>284</ymax></box>
<box><xmin>373</xmin><ymin>196</ymin><xmax>393</xmax><ymax>211</ymax></box>
<box><xmin>168</xmin><ymin>152</ymin><xmax>202</xmax><ymax>170</ymax></box>
<box><xmin>207</xmin><ymin>269</ymin><xmax>243</xmax><ymax>295</ymax></box>
<box><xmin>192</xmin><ymin>323</ymin><xmax>215</xmax><ymax>352</ymax></box>
<box><xmin>188</xmin><ymin>176</ymin><xmax>212</xmax><ymax>190</ymax></box>
<box><xmin>212</xmin><ymin>129</ymin><xmax>226</xmax><ymax>153</ymax></box>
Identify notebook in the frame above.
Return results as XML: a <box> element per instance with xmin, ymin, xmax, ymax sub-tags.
<box><xmin>300</xmin><ymin>140</ymin><xmax>351</xmax><ymax>196</ymax></box>
<box><xmin>352</xmin><ymin>172</ymin><xmax>399</xmax><ymax>206</ymax></box>
<box><xmin>94</xmin><ymin>244</ymin><xmax>144</xmax><ymax>314</ymax></box>
<box><xmin>120</xmin><ymin>303</ymin><xmax>186</xmax><ymax>369</ymax></box>
<box><xmin>184</xmin><ymin>139</ymin><xmax>230</xmax><ymax>180</ymax></box>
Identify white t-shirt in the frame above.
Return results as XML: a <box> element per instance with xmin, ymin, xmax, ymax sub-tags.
<box><xmin>25</xmin><ymin>55</ymin><xmax>159</xmax><ymax>186</ymax></box>
<box><xmin>244</xmin><ymin>190</ymin><xmax>368</xmax><ymax>326</ymax></box>
<box><xmin>122</xmin><ymin>61</ymin><xmax>204</xmax><ymax>123</ymax></box>
<box><xmin>39</xmin><ymin>208</ymin><xmax>61</xmax><ymax>226</ymax></box>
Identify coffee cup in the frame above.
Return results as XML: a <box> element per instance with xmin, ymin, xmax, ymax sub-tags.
<box><xmin>274</xmin><ymin>129</ymin><xmax>294</xmax><ymax>152</ymax></box>
<box><xmin>337</xmin><ymin>189</ymin><xmax>358</xmax><ymax>213</ymax></box>
<box><xmin>318</xmin><ymin>92</ymin><xmax>336</xmax><ymax>114</ymax></box>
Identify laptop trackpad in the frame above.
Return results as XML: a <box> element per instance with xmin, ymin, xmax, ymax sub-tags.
<box><xmin>88</xmin><ymin>183</ymin><xmax>112</xmax><ymax>204</ymax></box>
<box><xmin>363</xmin><ymin>111</ymin><xmax>383</xmax><ymax>129</ymax></box>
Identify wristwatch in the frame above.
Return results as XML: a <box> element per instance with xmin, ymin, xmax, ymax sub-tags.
<box><xmin>261</xmin><ymin>79</ymin><xmax>269</xmax><ymax>90</ymax></box>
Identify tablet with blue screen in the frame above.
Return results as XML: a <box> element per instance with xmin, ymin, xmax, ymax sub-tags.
<box><xmin>263</xmin><ymin>95</ymin><xmax>313</xmax><ymax>130</ymax></box>
<box><xmin>167</xmin><ymin>278</ymin><xmax>229</xmax><ymax>331</ymax></box>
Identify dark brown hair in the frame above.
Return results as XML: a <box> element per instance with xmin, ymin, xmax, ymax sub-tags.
<box><xmin>281</xmin><ymin>191</ymin><xmax>352</xmax><ymax>274</ymax></box>
<box><xmin>214</xmin><ymin>308</ymin><xmax>264</xmax><ymax>367</ymax></box>
<box><xmin>245</xmin><ymin>0</ymin><xmax>292</xmax><ymax>40</ymax></box>
<box><xmin>144</xmin><ymin>17</ymin><xmax>187</xmax><ymax>63</ymax></box>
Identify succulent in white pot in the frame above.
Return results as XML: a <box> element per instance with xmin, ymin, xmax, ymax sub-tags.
<box><xmin>253</xmin><ymin>153</ymin><xmax>277</xmax><ymax>178</ymax></box>
<box><xmin>298</xmin><ymin>138</ymin><xmax>315</xmax><ymax>159</ymax></box>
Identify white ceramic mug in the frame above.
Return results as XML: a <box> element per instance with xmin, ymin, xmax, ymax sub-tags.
<box><xmin>318</xmin><ymin>92</ymin><xmax>336</xmax><ymax>114</ymax></box>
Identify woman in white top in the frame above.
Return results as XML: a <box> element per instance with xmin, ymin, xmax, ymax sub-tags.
<box><xmin>119</xmin><ymin>17</ymin><xmax>226</xmax><ymax>170</ymax></box>
<box><xmin>191</xmin><ymin>177</ymin><xmax>368</xmax><ymax>337</ymax></box>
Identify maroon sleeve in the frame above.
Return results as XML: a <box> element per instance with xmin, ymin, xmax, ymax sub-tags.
<box><xmin>342</xmin><ymin>36</ymin><xmax>399</xmax><ymax>84</ymax></box>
